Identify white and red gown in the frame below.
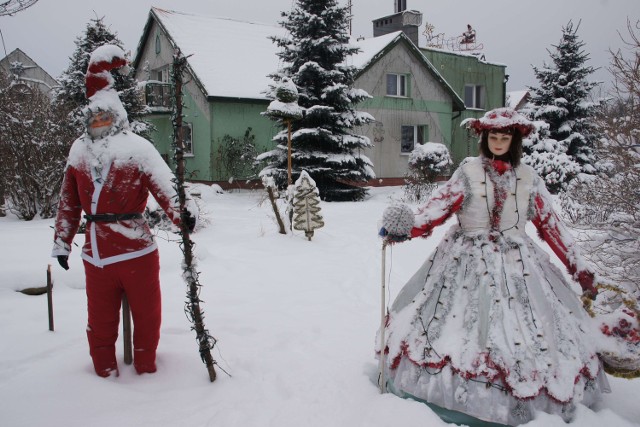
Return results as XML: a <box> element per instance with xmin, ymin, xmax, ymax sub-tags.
<box><xmin>379</xmin><ymin>156</ymin><xmax>609</xmax><ymax>425</ymax></box>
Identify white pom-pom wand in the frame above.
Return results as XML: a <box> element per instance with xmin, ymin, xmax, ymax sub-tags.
<box><xmin>382</xmin><ymin>204</ymin><xmax>414</xmax><ymax>237</ymax></box>
<box><xmin>378</xmin><ymin>203</ymin><xmax>414</xmax><ymax>394</ymax></box>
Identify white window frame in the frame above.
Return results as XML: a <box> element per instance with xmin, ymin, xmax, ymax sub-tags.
<box><xmin>386</xmin><ymin>73</ymin><xmax>408</xmax><ymax>97</ymax></box>
<box><xmin>400</xmin><ymin>124</ymin><xmax>428</xmax><ymax>154</ymax></box>
<box><xmin>153</xmin><ymin>66</ymin><xmax>170</xmax><ymax>83</ymax></box>
<box><xmin>182</xmin><ymin>122</ymin><xmax>194</xmax><ymax>157</ymax></box>
<box><xmin>464</xmin><ymin>84</ymin><xmax>485</xmax><ymax>109</ymax></box>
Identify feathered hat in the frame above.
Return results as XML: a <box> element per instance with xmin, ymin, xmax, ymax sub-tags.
<box><xmin>462</xmin><ymin>107</ymin><xmax>534</xmax><ymax>137</ymax></box>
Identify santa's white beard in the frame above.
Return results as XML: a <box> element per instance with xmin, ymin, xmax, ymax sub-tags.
<box><xmin>88</xmin><ymin>124</ymin><xmax>113</xmax><ymax>140</ymax></box>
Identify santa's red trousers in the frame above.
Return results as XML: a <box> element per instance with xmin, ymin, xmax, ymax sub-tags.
<box><xmin>83</xmin><ymin>250</ymin><xmax>161</xmax><ymax>376</ymax></box>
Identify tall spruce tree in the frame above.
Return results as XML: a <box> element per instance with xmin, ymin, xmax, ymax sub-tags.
<box><xmin>258</xmin><ymin>0</ymin><xmax>375</xmax><ymax>202</ymax></box>
<box><xmin>54</xmin><ymin>16</ymin><xmax>152</xmax><ymax>140</ymax></box>
<box><xmin>524</xmin><ymin>20</ymin><xmax>603</xmax><ymax>192</ymax></box>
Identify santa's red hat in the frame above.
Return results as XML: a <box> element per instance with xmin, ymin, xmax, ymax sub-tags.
<box><xmin>463</xmin><ymin>107</ymin><xmax>534</xmax><ymax>137</ymax></box>
<box><xmin>85</xmin><ymin>45</ymin><xmax>129</xmax><ymax>98</ymax></box>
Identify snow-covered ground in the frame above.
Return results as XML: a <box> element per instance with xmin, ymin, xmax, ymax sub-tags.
<box><xmin>0</xmin><ymin>186</ymin><xmax>638</xmax><ymax>427</ymax></box>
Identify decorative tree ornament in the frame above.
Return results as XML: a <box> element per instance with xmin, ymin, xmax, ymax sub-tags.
<box><xmin>292</xmin><ymin>171</ymin><xmax>324</xmax><ymax>241</ymax></box>
<box><xmin>264</xmin><ymin>77</ymin><xmax>304</xmax><ymax>121</ymax></box>
<box><xmin>263</xmin><ymin>77</ymin><xmax>304</xmax><ymax>186</ymax></box>
<box><xmin>382</xmin><ymin>204</ymin><xmax>414</xmax><ymax>237</ymax></box>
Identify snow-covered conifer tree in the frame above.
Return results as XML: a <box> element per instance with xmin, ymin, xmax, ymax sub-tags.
<box><xmin>524</xmin><ymin>20</ymin><xmax>603</xmax><ymax>192</ymax></box>
<box><xmin>522</xmin><ymin>118</ymin><xmax>581</xmax><ymax>194</ymax></box>
<box><xmin>53</xmin><ymin>16</ymin><xmax>152</xmax><ymax>140</ymax></box>
<box><xmin>259</xmin><ymin>0</ymin><xmax>375</xmax><ymax>202</ymax></box>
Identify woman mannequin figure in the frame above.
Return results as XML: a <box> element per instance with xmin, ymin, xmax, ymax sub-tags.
<box><xmin>378</xmin><ymin>107</ymin><xmax>609</xmax><ymax>426</ymax></box>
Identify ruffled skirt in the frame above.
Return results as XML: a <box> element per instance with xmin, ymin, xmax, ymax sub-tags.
<box><xmin>379</xmin><ymin>226</ymin><xmax>610</xmax><ymax>425</ymax></box>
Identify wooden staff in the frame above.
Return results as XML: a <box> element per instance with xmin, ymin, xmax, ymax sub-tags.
<box><xmin>173</xmin><ymin>50</ymin><xmax>217</xmax><ymax>382</ymax></box>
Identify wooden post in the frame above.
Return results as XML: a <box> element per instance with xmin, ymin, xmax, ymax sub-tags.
<box><xmin>287</xmin><ymin>118</ymin><xmax>292</xmax><ymax>186</ymax></box>
<box><xmin>122</xmin><ymin>295</ymin><xmax>133</xmax><ymax>365</ymax></box>
<box><xmin>46</xmin><ymin>265</ymin><xmax>54</xmax><ymax>332</ymax></box>
<box><xmin>379</xmin><ymin>242</ymin><xmax>387</xmax><ymax>393</ymax></box>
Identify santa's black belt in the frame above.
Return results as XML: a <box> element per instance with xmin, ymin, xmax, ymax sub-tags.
<box><xmin>84</xmin><ymin>213</ymin><xmax>143</xmax><ymax>222</ymax></box>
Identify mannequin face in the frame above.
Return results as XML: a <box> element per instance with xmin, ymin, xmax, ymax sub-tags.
<box><xmin>87</xmin><ymin>111</ymin><xmax>114</xmax><ymax>139</ymax></box>
<box><xmin>487</xmin><ymin>131</ymin><xmax>513</xmax><ymax>156</ymax></box>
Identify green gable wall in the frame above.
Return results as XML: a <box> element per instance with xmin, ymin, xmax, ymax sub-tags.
<box><xmin>147</xmin><ymin>95</ymin><xmax>278</xmax><ymax>183</ymax></box>
<box><xmin>209</xmin><ymin>99</ymin><xmax>277</xmax><ymax>181</ymax></box>
<box><xmin>421</xmin><ymin>49</ymin><xmax>507</xmax><ymax>165</ymax></box>
<box><xmin>145</xmin><ymin>88</ymin><xmax>212</xmax><ymax>181</ymax></box>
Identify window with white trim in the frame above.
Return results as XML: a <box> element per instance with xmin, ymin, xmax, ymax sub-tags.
<box><xmin>153</xmin><ymin>66</ymin><xmax>170</xmax><ymax>83</ymax></box>
<box><xmin>401</xmin><ymin>125</ymin><xmax>428</xmax><ymax>154</ymax></box>
<box><xmin>386</xmin><ymin>73</ymin><xmax>408</xmax><ymax>97</ymax></box>
<box><xmin>181</xmin><ymin>122</ymin><xmax>193</xmax><ymax>156</ymax></box>
<box><xmin>464</xmin><ymin>84</ymin><xmax>485</xmax><ymax>109</ymax></box>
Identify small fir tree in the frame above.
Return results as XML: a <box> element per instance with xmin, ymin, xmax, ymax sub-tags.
<box><xmin>53</xmin><ymin>16</ymin><xmax>152</xmax><ymax>140</ymax></box>
<box><xmin>524</xmin><ymin>20</ymin><xmax>603</xmax><ymax>192</ymax></box>
<box><xmin>292</xmin><ymin>171</ymin><xmax>324</xmax><ymax>240</ymax></box>
<box><xmin>258</xmin><ymin>0</ymin><xmax>375</xmax><ymax>202</ymax></box>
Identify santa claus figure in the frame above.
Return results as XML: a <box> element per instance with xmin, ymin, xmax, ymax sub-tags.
<box><xmin>52</xmin><ymin>44</ymin><xmax>194</xmax><ymax>378</ymax></box>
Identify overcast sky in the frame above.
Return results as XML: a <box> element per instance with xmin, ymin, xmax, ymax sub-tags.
<box><xmin>1</xmin><ymin>0</ymin><xmax>638</xmax><ymax>93</ymax></box>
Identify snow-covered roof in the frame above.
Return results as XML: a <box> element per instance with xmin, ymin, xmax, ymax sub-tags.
<box><xmin>144</xmin><ymin>8</ymin><xmax>285</xmax><ymax>100</ymax></box>
<box><xmin>506</xmin><ymin>90</ymin><xmax>530</xmax><ymax>110</ymax></box>
<box><xmin>348</xmin><ymin>32</ymin><xmax>402</xmax><ymax>69</ymax></box>
<box><xmin>135</xmin><ymin>8</ymin><xmax>461</xmax><ymax>108</ymax></box>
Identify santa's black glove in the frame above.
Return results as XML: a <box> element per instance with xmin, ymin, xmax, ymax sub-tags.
<box><xmin>181</xmin><ymin>209</ymin><xmax>196</xmax><ymax>233</ymax></box>
<box><xmin>57</xmin><ymin>255</ymin><xmax>69</xmax><ymax>271</ymax></box>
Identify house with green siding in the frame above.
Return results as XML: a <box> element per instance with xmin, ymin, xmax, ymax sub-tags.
<box><xmin>132</xmin><ymin>6</ymin><xmax>506</xmax><ymax>187</ymax></box>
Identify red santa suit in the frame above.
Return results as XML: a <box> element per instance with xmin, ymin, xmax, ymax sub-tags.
<box><xmin>52</xmin><ymin>45</ymin><xmax>185</xmax><ymax>377</ymax></box>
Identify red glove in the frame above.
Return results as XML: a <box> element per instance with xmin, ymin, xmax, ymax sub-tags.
<box><xmin>577</xmin><ymin>270</ymin><xmax>597</xmax><ymax>300</ymax></box>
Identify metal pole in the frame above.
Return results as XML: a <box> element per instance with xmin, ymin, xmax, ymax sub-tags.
<box><xmin>122</xmin><ymin>295</ymin><xmax>133</xmax><ymax>365</ymax></box>
<box><xmin>379</xmin><ymin>241</ymin><xmax>388</xmax><ymax>393</ymax></box>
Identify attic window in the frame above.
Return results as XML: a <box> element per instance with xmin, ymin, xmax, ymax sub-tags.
<box><xmin>386</xmin><ymin>73</ymin><xmax>407</xmax><ymax>97</ymax></box>
<box><xmin>464</xmin><ymin>84</ymin><xmax>485</xmax><ymax>109</ymax></box>
<box><xmin>155</xmin><ymin>34</ymin><xmax>161</xmax><ymax>54</ymax></box>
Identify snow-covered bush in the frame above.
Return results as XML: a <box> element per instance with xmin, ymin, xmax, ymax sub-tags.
<box><xmin>0</xmin><ymin>71</ymin><xmax>75</xmax><ymax>220</ymax></box>
<box><xmin>215</xmin><ymin>128</ymin><xmax>260</xmax><ymax>182</ymax></box>
<box><xmin>403</xmin><ymin>142</ymin><xmax>452</xmax><ymax>203</ymax></box>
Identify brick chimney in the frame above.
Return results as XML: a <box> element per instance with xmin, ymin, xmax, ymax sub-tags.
<box><xmin>373</xmin><ymin>5</ymin><xmax>423</xmax><ymax>47</ymax></box>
